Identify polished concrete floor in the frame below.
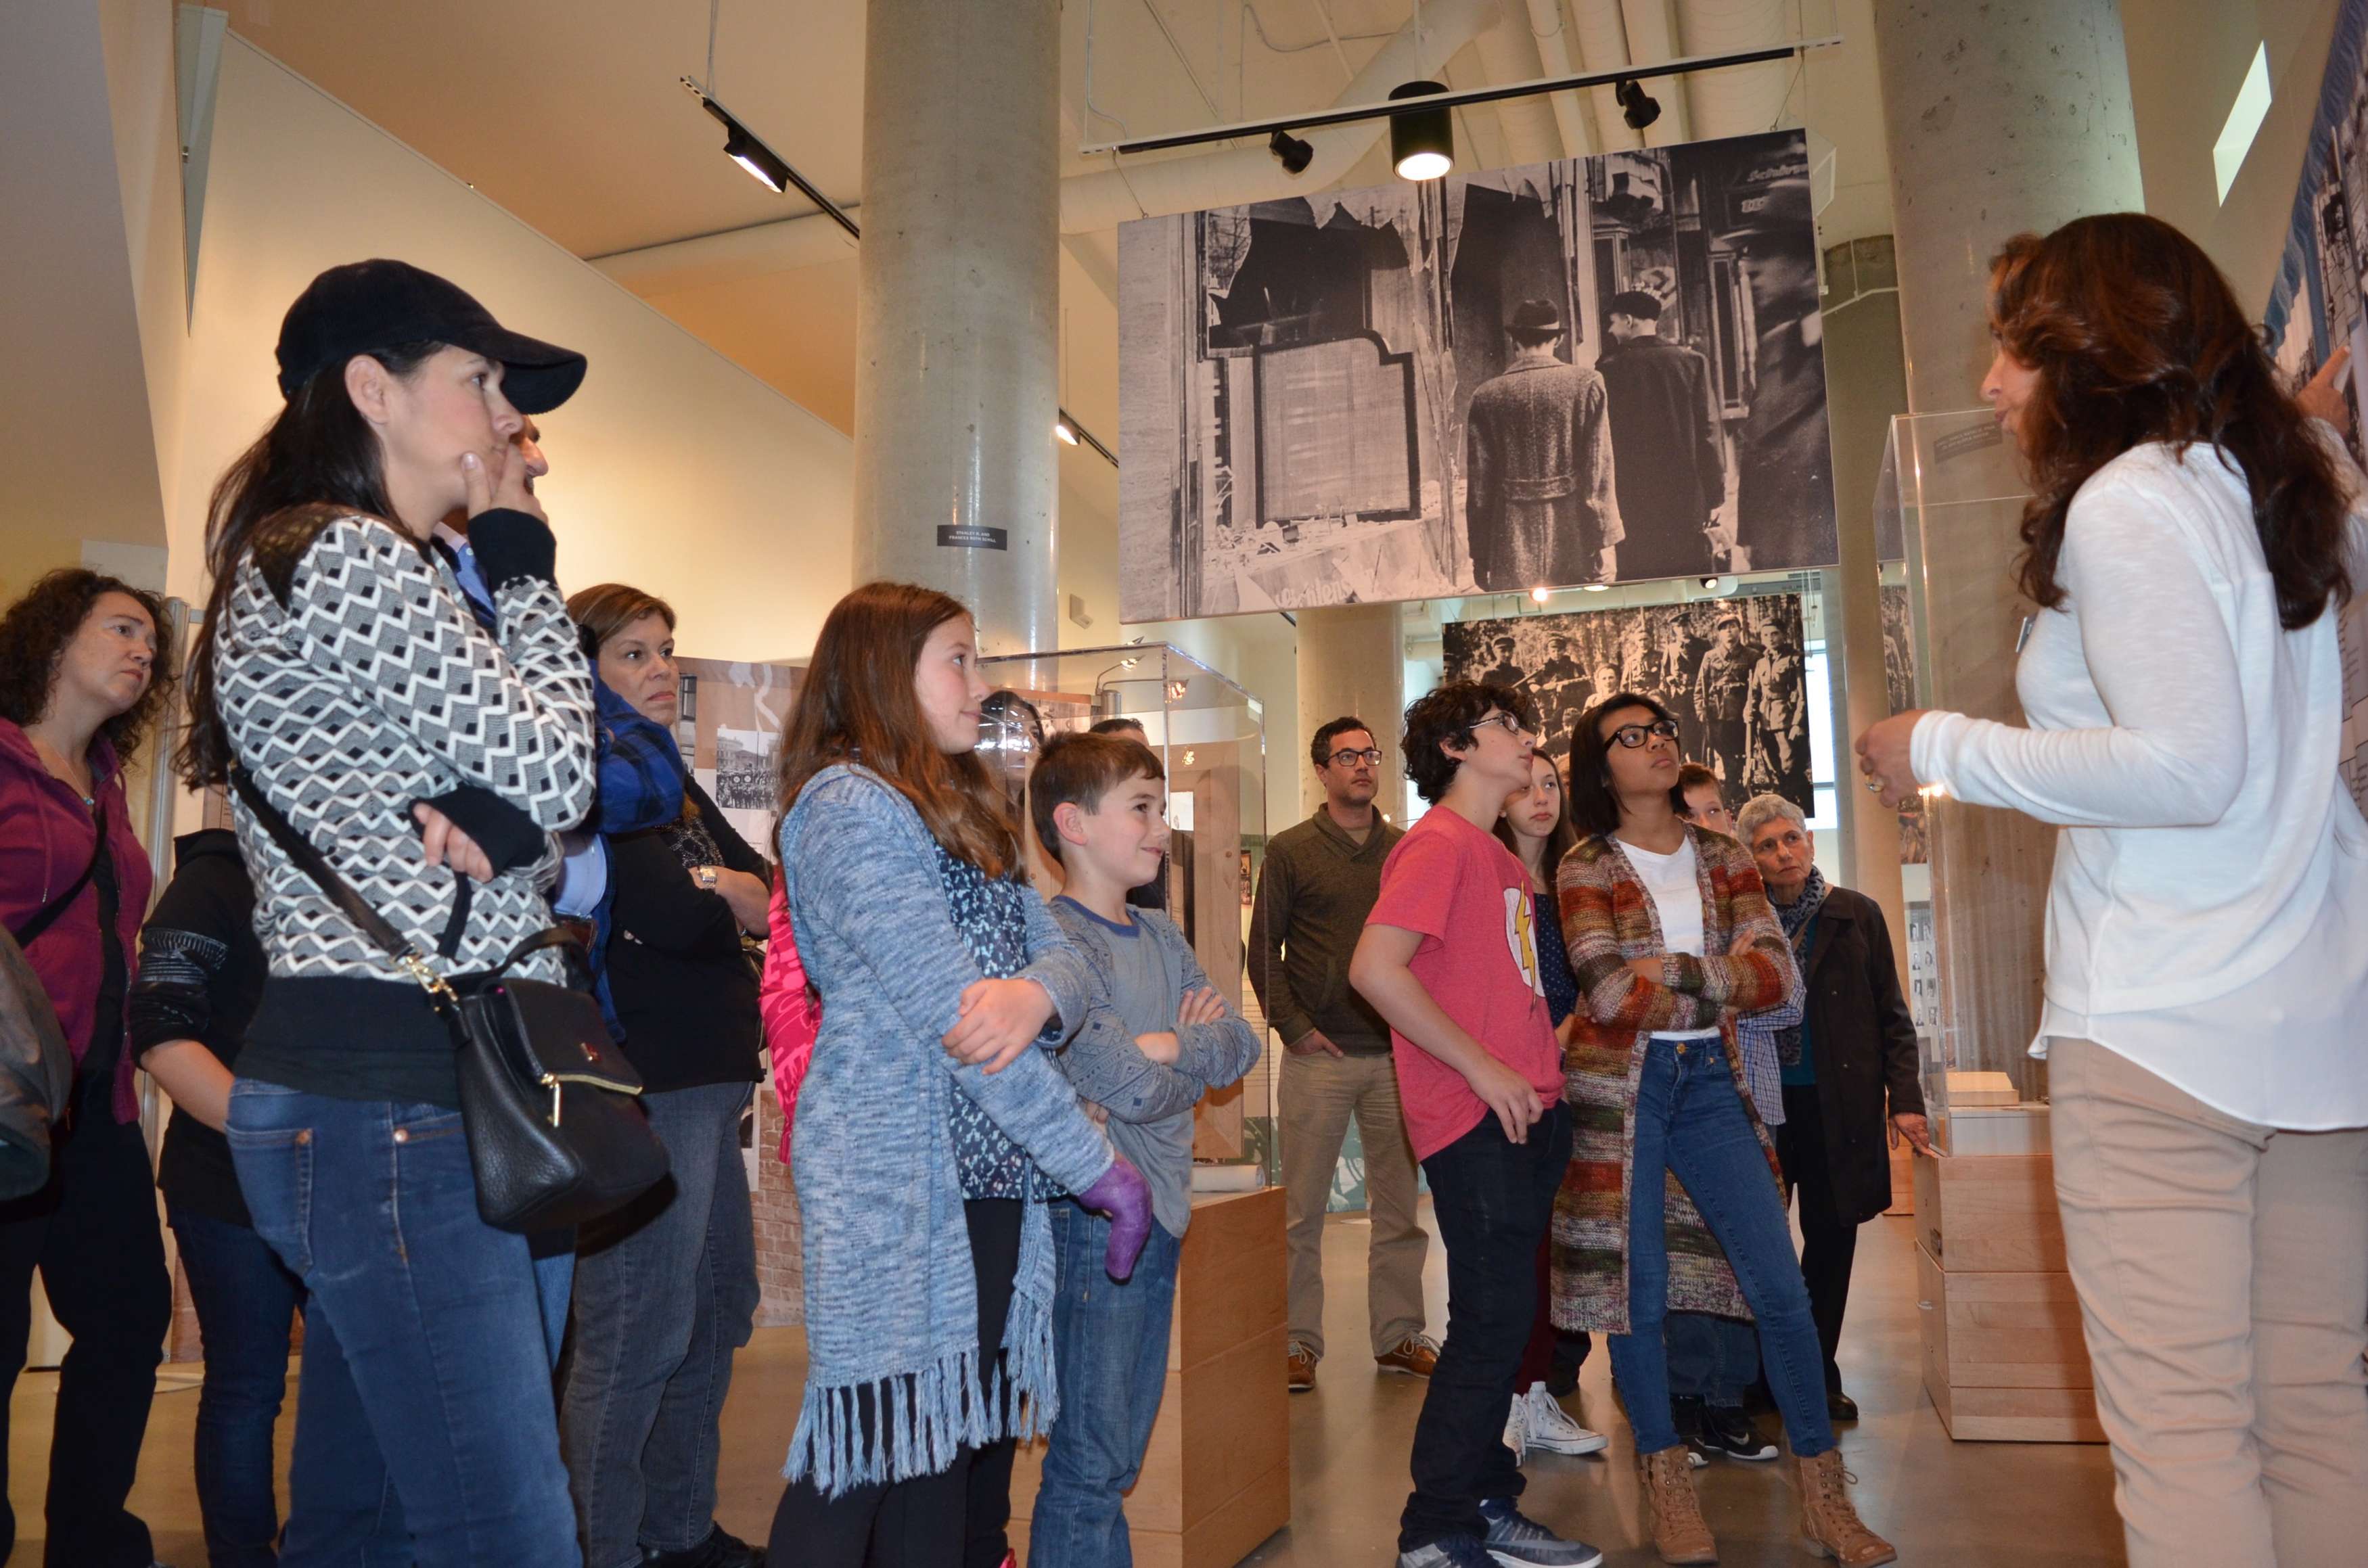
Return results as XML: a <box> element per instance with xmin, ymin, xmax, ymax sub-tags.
<box><xmin>7</xmin><ymin>1203</ymin><xmax>2122</xmax><ymax>1565</ymax></box>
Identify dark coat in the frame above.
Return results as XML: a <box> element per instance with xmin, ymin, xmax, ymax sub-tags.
<box><xmin>1796</xmin><ymin>884</ymin><xmax>1924</xmax><ymax>1226</ymax></box>
<box><xmin>1598</xmin><ymin>336</ymin><xmax>1725</xmax><ymax>581</ymax></box>
<box><xmin>1465</xmin><ymin>358</ymin><xmax>1620</xmax><ymax>591</ymax></box>
<box><xmin>1733</xmin><ymin>315</ymin><xmax>1838</xmax><ymax>570</ymax></box>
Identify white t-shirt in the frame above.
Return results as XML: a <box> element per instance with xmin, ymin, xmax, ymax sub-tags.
<box><xmin>1616</xmin><ymin>835</ymin><xmax>1722</xmax><ymax>1040</ymax></box>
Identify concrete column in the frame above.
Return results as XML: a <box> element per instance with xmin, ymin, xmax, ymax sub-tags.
<box><xmin>1295</xmin><ymin>605</ymin><xmax>1406</xmax><ymax>825</ymax></box>
<box><xmin>852</xmin><ymin>0</ymin><xmax>1058</xmax><ymax>655</ymax></box>
<box><xmin>1872</xmin><ymin>0</ymin><xmax>2143</xmax><ymax>1088</ymax></box>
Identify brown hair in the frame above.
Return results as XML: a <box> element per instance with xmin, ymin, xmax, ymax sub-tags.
<box><xmin>774</xmin><ymin>581</ymin><xmax>1018</xmax><ymax>877</ymax></box>
<box><xmin>1029</xmin><ymin>731</ymin><xmax>1165</xmax><ymax>867</ymax></box>
<box><xmin>1675</xmin><ymin>762</ymin><xmax>1722</xmax><ymax>807</ymax></box>
<box><xmin>566</xmin><ymin>582</ymin><xmax>677</xmax><ymax>662</ymax></box>
<box><xmin>1491</xmin><ymin>752</ymin><xmax>1577</xmax><ymax>885</ymax></box>
<box><xmin>0</xmin><ymin>570</ymin><xmax>175</xmax><ymax>769</ymax></box>
<box><xmin>1990</xmin><ymin>214</ymin><xmax>2351</xmax><ymax>631</ymax></box>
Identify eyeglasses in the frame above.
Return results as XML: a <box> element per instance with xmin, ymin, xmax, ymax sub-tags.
<box><xmin>1327</xmin><ymin>747</ymin><xmax>1384</xmax><ymax>768</ymax></box>
<box><xmin>1470</xmin><ymin>712</ymin><xmax>1530</xmax><ymax>739</ymax></box>
<box><xmin>1607</xmin><ymin>718</ymin><xmax>1680</xmax><ymax>749</ymax></box>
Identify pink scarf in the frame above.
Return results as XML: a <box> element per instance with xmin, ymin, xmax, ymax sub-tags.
<box><xmin>759</xmin><ymin>878</ymin><xmax>821</xmax><ymax>1161</ymax></box>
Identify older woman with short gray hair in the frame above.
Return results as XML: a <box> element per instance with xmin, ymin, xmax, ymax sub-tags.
<box><xmin>1737</xmin><ymin>792</ymin><xmax>1927</xmax><ymax>1420</ymax></box>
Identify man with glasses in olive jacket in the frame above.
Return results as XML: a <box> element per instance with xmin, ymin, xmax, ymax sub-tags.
<box><xmin>1250</xmin><ymin>718</ymin><xmax>1434</xmax><ymax>1393</ymax></box>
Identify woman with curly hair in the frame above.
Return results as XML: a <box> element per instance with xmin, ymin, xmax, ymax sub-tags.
<box><xmin>0</xmin><ymin>567</ymin><xmax>174</xmax><ymax>1568</ymax></box>
<box><xmin>1857</xmin><ymin>212</ymin><xmax>2368</xmax><ymax>1567</ymax></box>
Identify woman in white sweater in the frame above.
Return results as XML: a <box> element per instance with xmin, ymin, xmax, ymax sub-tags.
<box><xmin>1857</xmin><ymin>214</ymin><xmax>2368</xmax><ymax>1568</ymax></box>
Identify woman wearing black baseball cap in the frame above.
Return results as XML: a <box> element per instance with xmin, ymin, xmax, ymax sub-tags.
<box><xmin>178</xmin><ymin>261</ymin><xmax>596</xmax><ymax>1565</ymax></box>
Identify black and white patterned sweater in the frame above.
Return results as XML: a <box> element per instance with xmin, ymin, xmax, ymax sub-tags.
<box><xmin>215</xmin><ymin>507</ymin><xmax>596</xmax><ymax>998</ymax></box>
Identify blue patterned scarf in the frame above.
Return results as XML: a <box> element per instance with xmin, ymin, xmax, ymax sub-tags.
<box><xmin>1773</xmin><ymin>867</ymin><xmax>1827</xmax><ymax>1067</ymax></box>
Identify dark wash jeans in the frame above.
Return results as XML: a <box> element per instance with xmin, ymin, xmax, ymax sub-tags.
<box><xmin>561</xmin><ymin>1081</ymin><xmax>762</xmax><ymax>1568</ymax></box>
<box><xmin>226</xmin><ymin>1080</ymin><xmax>580</xmax><ymax>1566</ymax></box>
<box><xmin>1029</xmin><ymin>1202</ymin><xmax>1185</xmax><ymax>1568</ymax></box>
<box><xmin>0</xmin><ymin>1072</ymin><xmax>171</xmax><ymax>1568</ymax></box>
<box><xmin>1606</xmin><ymin>1037</ymin><xmax>1833</xmax><ymax>1458</ymax></box>
<box><xmin>169</xmin><ymin>1205</ymin><xmax>306</xmax><ymax>1567</ymax></box>
<box><xmin>1666</xmin><ymin>1310</ymin><xmax>1759</xmax><ymax>1406</ymax></box>
<box><xmin>1401</xmin><ymin>1103</ymin><xmax>1572</xmax><ymax>1552</ymax></box>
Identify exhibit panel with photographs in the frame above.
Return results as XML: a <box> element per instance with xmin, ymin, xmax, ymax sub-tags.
<box><xmin>1119</xmin><ymin>129</ymin><xmax>1838</xmax><ymax>623</ymax></box>
<box><xmin>1880</xmin><ymin>582</ymin><xmax>1928</xmax><ymax>864</ymax></box>
<box><xmin>672</xmin><ymin>658</ymin><xmax>803</xmax><ymax>860</ymax></box>
<box><xmin>1440</xmin><ymin>593</ymin><xmax>1812</xmax><ymax>811</ymax></box>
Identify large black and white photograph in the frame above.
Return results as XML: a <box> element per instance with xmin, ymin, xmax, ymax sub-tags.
<box><xmin>1440</xmin><ymin>593</ymin><xmax>1812</xmax><ymax>810</ymax></box>
<box><xmin>1119</xmin><ymin>129</ymin><xmax>1837</xmax><ymax>622</ymax></box>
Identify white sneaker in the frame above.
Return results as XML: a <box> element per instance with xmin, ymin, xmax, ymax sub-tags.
<box><xmin>1503</xmin><ymin>1391</ymin><xmax>1529</xmax><ymax>1460</ymax></box>
<box><xmin>1518</xmin><ymin>1382</ymin><xmax>1609</xmax><ymax>1456</ymax></box>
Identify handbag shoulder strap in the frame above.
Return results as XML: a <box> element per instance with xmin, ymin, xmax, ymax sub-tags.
<box><xmin>9</xmin><ymin>800</ymin><xmax>104</xmax><ymax>951</ymax></box>
<box><xmin>229</xmin><ymin>766</ymin><xmax>430</xmax><ymax>978</ymax></box>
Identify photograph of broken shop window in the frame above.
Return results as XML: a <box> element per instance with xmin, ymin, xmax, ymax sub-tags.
<box><xmin>1118</xmin><ymin>127</ymin><xmax>1838</xmax><ymax>622</ymax></box>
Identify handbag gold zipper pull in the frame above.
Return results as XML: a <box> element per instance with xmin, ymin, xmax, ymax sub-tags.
<box><xmin>541</xmin><ymin>1071</ymin><xmax>563</xmax><ymax>1126</ymax></box>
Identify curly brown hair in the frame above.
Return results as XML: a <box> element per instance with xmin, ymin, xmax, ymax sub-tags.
<box><xmin>0</xmin><ymin>570</ymin><xmax>175</xmax><ymax>767</ymax></box>
<box><xmin>1990</xmin><ymin>214</ymin><xmax>2352</xmax><ymax>631</ymax></box>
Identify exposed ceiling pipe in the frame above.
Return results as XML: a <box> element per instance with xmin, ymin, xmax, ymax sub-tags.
<box><xmin>1568</xmin><ymin>0</ymin><xmax>1643</xmax><ymax>152</ymax></box>
<box><xmin>1473</xmin><ymin>0</ymin><xmax>1568</xmax><ymax>164</ymax></box>
<box><xmin>1618</xmin><ymin>0</ymin><xmax>1695</xmax><ymax>145</ymax></box>
<box><xmin>1524</xmin><ymin>0</ymin><xmax>1599</xmax><ymax>158</ymax></box>
<box><xmin>594</xmin><ymin>0</ymin><xmax>1501</xmax><ymax>297</ymax></box>
<box><xmin>1671</xmin><ymin>0</ymin><xmax>1796</xmax><ymax>139</ymax></box>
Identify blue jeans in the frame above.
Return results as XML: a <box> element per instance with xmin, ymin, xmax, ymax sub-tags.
<box><xmin>226</xmin><ymin>1081</ymin><xmax>582</xmax><ymax>1567</ymax></box>
<box><xmin>1606</xmin><ymin>1038</ymin><xmax>1831</xmax><ymax>1459</ymax></box>
<box><xmin>169</xmin><ymin>1206</ymin><xmax>305</xmax><ymax>1567</ymax></box>
<box><xmin>1666</xmin><ymin>1311</ymin><xmax>1758</xmax><ymax>1407</ymax></box>
<box><xmin>562</xmin><ymin>1081</ymin><xmax>761</xmax><ymax>1568</ymax></box>
<box><xmin>1028</xmin><ymin>1202</ymin><xmax>1185</xmax><ymax>1568</ymax></box>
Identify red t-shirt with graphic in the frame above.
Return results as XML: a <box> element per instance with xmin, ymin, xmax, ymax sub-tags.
<box><xmin>1365</xmin><ymin>805</ymin><xmax>1563</xmax><ymax>1160</ymax></box>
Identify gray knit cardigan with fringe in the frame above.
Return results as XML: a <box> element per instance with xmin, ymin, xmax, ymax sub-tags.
<box><xmin>775</xmin><ymin>764</ymin><xmax>1114</xmax><ymax>1495</ymax></box>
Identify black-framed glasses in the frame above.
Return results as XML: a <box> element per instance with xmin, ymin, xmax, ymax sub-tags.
<box><xmin>1470</xmin><ymin>712</ymin><xmax>1530</xmax><ymax>739</ymax></box>
<box><xmin>1608</xmin><ymin>718</ymin><xmax>1679</xmax><ymax>749</ymax></box>
<box><xmin>1327</xmin><ymin>747</ymin><xmax>1384</xmax><ymax>768</ymax></box>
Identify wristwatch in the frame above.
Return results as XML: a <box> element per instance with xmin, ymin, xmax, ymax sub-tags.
<box><xmin>695</xmin><ymin>866</ymin><xmax>719</xmax><ymax>890</ymax></box>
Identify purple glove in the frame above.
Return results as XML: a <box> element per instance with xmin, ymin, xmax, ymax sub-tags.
<box><xmin>1076</xmin><ymin>1154</ymin><xmax>1154</xmax><ymax>1282</ymax></box>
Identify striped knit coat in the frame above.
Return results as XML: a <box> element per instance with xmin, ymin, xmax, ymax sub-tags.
<box><xmin>1550</xmin><ymin>825</ymin><xmax>1797</xmax><ymax>1335</ymax></box>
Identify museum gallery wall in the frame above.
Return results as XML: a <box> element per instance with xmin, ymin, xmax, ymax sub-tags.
<box><xmin>1440</xmin><ymin>593</ymin><xmax>1811</xmax><ymax>812</ymax></box>
<box><xmin>1118</xmin><ymin>129</ymin><xmax>1837</xmax><ymax>623</ymax></box>
<box><xmin>2263</xmin><ymin>0</ymin><xmax>2368</xmax><ymax>811</ymax></box>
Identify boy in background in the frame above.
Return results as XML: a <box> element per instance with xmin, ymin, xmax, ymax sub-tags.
<box><xmin>1028</xmin><ymin>732</ymin><xmax>1263</xmax><ymax>1568</ymax></box>
<box><xmin>1350</xmin><ymin>685</ymin><xmax>1601</xmax><ymax>1568</ymax></box>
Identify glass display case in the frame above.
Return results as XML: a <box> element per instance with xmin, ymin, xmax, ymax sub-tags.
<box><xmin>1879</xmin><ymin>409</ymin><xmax>2051</xmax><ymax>1150</ymax></box>
<box><xmin>977</xmin><ymin>643</ymin><xmax>1276</xmax><ymax>1184</ymax></box>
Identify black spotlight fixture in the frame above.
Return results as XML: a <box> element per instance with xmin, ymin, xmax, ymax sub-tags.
<box><xmin>1267</xmin><ymin>128</ymin><xmax>1315</xmax><ymax>176</ymax></box>
<box><xmin>1616</xmin><ymin>76</ymin><xmax>1662</xmax><ymax>133</ymax></box>
<box><xmin>698</xmin><ymin>94</ymin><xmax>791</xmax><ymax>193</ymax></box>
<box><xmin>1388</xmin><ymin>80</ymin><xmax>1454</xmax><ymax>181</ymax></box>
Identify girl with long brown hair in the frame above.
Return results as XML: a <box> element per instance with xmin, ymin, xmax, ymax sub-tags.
<box><xmin>767</xmin><ymin>582</ymin><xmax>1148</xmax><ymax>1568</ymax></box>
<box><xmin>1858</xmin><ymin>212</ymin><xmax>2368</xmax><ymax>1567</ymax></box>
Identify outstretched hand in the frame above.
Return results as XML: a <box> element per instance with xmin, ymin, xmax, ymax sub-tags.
<box><xmin>2298</xmin><ymin>345</ymin><xmax>2354</xmax><ymax>437</ymax></box>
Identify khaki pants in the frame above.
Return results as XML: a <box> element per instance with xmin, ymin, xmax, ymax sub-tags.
<box><xmin>1280</xmin><ymin>1049</ymin><xmax>1428</xmax><ymax>1360</ymax></box>
<box><xmin>2049</xmin><ymin>1038</ymin><xmax>2368</xmax><ymax>1568</ymax></box>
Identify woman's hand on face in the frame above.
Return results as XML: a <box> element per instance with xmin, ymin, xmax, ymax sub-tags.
<box><xmin>1854</xmin><ymin>710</ymin><xmax>1926</xmax><ymax>810</ymax></box>
<box><xmin>413</xmin><ymin>803</ymin><xmax>497</xmax><ymax>883</ymax></box>
<box><xmin>2298</xmin><ymin>345</ymin><xmax>2354</xmax><ymax>437</ymax></box>
<box><xmin>461</xmin><ymin>445</ymin><xmax>547</xmax><ymax>524</ymax></box>
<box><xmin>942</xmin><ymin>977</ymin><xmax>1054</xmax><ymax>1074</ymax></box>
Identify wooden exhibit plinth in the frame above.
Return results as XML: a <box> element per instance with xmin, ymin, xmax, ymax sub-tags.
<box><xmin>1008</xmin><ymin>1184</ymin><xmax>1289</xmax><ymax>1568</ymax></box>
<box><xmin>1912</xmin><ymin>1145</ymin><xmax>2103</xmax><ymax>1444</ymax></box>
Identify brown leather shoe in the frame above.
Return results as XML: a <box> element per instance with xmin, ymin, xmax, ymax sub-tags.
<box><xmin>1287</xmin><ymin>1341</ymin><xmax>1317</xmax><ymax>1391</ymax></box>
<box><xmin>1375</xmin><ymin>1333</ymin><xmax>1439</xmax><ymax>1377</ymax></box>
<box><xmin>1794</xmin><ymin>1447</ymin><xmax>1896</xmax><ymax>1566</ymax></box>
<box><xmin>1637</xmin><ymin>1445</ymin><xmax>1717</xmax><ymax>1564</ymax></box>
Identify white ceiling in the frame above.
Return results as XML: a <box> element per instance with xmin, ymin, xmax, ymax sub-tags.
<box><xmin>215</xmin><ymin>0</ymin><xmax>1887</xmax><ymax>524</ymax></box>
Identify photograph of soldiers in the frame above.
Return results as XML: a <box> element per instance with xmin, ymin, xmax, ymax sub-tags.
<box><xmin>1598</xmin><ymin>290</ymin><xmax>1727</xmax><ymax>581</ymax></box>
<box><xmin>1440</xmin><ymin>596</ymin><xmax>1811</xmax><ymax>806</ymax></box>
<box><xmin>1463</xmin><ymin>298</ymin><xmax>1620</xmax><ymax>593</ymax></box>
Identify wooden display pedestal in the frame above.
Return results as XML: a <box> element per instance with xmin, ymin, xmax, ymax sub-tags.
<box><xmin>1912</xmin><ymin>1145</ymin><xmax>2103</xmax><ymax>1444</ymax></box>
<box><xmin>1008</xmin><ymin>1185</ymin><xmax>1290</xmax><ymax>1568</ymax></box>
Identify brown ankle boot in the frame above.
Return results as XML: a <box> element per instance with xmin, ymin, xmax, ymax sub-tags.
<box><xmin>1795</xmin><ymin>1447</ymin><xmax>1896</xmax><ymax>1565</ymax></box>
<box><xmin>1637</xmin><ymin>1445</ymin><xmax>1717</xmax><ymax>1564</ymax></box>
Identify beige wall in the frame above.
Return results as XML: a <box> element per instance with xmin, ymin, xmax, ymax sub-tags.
<box><xmin>165</xmin><ymin>38</ymin><xmax>855</xmax><ymax>664</ymax></box>
<box><xmin>2126</xmin><ymin>0</ymin><xmax>2348</xmax><ymax>304</ymax></box>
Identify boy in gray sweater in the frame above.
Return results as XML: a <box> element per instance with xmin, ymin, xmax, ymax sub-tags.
<box><xmin>1028</xmin><ymin>732</ymin><xmax>1262</xmax><ymax>1568</ymax></box>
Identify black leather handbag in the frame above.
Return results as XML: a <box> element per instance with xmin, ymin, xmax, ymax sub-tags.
<box><xmin>231</xmin><ymin>769</ymin><xmax>670</xmax><ymax>1232</ymax></box>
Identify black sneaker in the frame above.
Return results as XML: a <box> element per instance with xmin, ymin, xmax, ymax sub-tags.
<box><xmin>644</xmin><ymin>1526</ymin><xmax>764</xmax><ymax>1568</ymax></box>
<box><xmin>1694</xmin><ymin>1402</ymin><xmax>1778</xmax><ymax>1462</ymax></box>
